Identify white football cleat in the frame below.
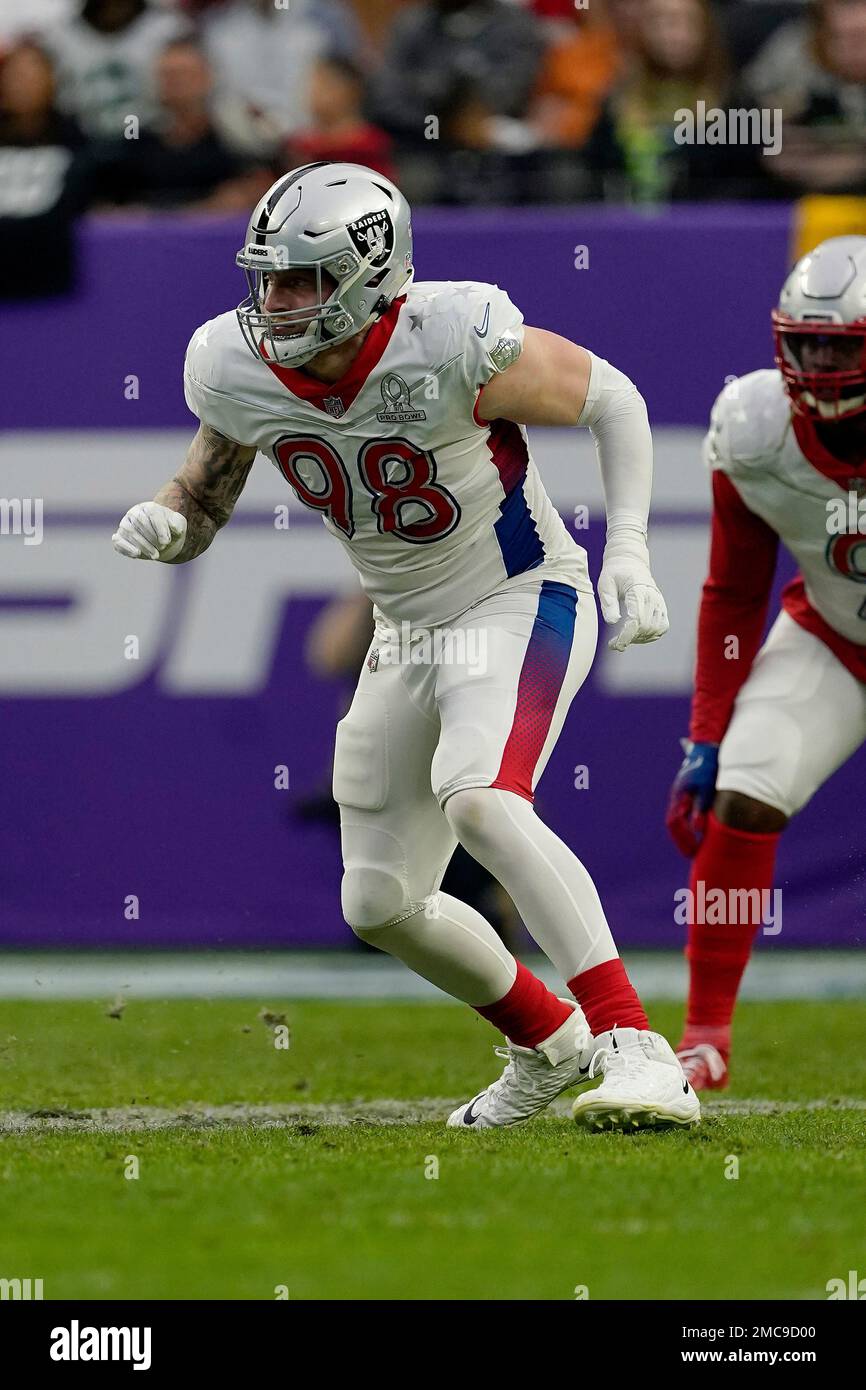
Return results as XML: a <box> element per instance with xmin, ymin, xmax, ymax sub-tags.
<box><xmin>447</xmin><ymin>1001</ymin><xmax>593</xmax><ymax>1130</ymax></box>
<box><xmin>571</xmin><ymin>1028</ymin><xmax>700</xmax><ymax>1131</ymax></box>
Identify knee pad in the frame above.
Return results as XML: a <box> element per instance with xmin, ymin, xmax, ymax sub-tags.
<box><xmin>340</xmin><ymin>865</ymin><xmax>411</xmax><ymax>934</ymax></box>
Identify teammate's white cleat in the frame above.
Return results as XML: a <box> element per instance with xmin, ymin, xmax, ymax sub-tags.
<box><xmin>447</xmin><ymin>1001</ymin><xmax>593</xmax><ymax>1130</ymax></box>
<box><xmin>571</xmin><ymin>1028</ymin><xmax>701</xmax><ymax>1131</ymax></box>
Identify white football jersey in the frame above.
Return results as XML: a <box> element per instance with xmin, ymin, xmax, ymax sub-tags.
<box><xmin>184</xmin><ymin>280</ymin><xmax>592</xmax><ymax>627</ymax></box>
<box><xmin>704</xmin><ymin>369</ymin><xmax>866</xmax><ymax>646</ymax></box>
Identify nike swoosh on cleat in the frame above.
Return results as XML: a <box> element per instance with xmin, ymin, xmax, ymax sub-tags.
<box><xmin>464</xmin><ymin>1095</ymin><xmax>485</xmax><ymax>1125</ymax></box>
<box><xmin>473</xmin><ymin>303</ymin><xmax>490</xmax><ymax>338</ymax></box>
<box><xmin>682</xmin><ymin>1081</ymin><xmax>690</xmax><ymax>1094</ymax></box>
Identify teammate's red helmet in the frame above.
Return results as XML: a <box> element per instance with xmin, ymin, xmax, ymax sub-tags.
<box><xmin>772</xmin><ymin>236</ymin><xmax>866</xmax><ymax>423</ymax></box>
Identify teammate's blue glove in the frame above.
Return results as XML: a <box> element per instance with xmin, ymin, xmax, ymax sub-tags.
<box><xmin>666</xmin><ymin>738</ymin><xmax>719</xmax><ymax>858</ymax></box>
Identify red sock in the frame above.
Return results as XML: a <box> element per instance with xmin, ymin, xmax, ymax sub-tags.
<box><xmin>567</xmin><ymin>957</ymin><xmax>648</xmax><ymax>1034</ymax></box>
<box><xmin>475</xmin><ymin>961</ymin><xmax>573</xmax><ymax>1048</ymax></box>
<box><xmin>682</xmin><ymin>811</ymin><xmax>781</xmax><ymax>1055</ymax></box>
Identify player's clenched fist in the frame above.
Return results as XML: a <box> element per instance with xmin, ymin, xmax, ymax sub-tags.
<box><xmin>112</xmin><ymin>502</ymin><xmax>187</xmax><ymax>561</ymax></box>
<box><xmin>597</xmin><ymin>536</ymin><xmax>669</xmax><ymax>652</ymax></box>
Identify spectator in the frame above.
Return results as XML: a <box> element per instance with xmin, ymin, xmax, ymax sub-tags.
<box><xmin>345</xmin><ymin>0</ymin><xmax>415</xmax><ymax>69</ymax></box>
<box><xmin>712</xmin><ymin>2</ymin><xmax>808</xmax><ymax>71</ymax></box>
<box><xmin>0</xmin><ymin>40</ymin><xmax>90</xmax><ymax>297</ymax></box>
<box><xmin>604</xmin><ymin>0</ymin><xmax>645</xmax><ymax>55</ymax></box>
<box><xmin>287</xmin><ymin>56</ymin><xmax>395</xmax><ymax>181</ymax></box>
<box><xmin>40</xmin><ymin>0</ymin><xmax>187</xmax><ymax>140</ymax></box>
<box><xmin>201</xmin><ymin>0</ymin><xmax>364</xmax><ymax>140</ymax></box>
<box><xmin>585</xmin><ymin>0</ymin><xmax>729</xmax><ymax>202</ymax></box>
<box><xmin>372</xmin><ymin>0</ymin><xmax>545</xmax><ymax>149</ymax></box>
<box><xmin>91</xmin><ymin>37</ymin><xmax>271</xmax><ymax>210</ymax></box>
<box><xmin>528</xmin><ymin>3</ymin><xmax>623</xmax><ymax>150</ymax></box>
<box><xmin>739</xmin><ymin>0</ymin><xmax>866</xmax><ymax>194</ymax></box>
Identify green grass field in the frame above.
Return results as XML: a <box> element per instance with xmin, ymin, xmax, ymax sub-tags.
<box><xmin>1</xmin><ymin>997</ymin><xmax>864</xmax><ymax>1300</ymax></box>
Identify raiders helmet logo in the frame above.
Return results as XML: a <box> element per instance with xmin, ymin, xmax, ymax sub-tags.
<box><xmin>347</xmin><ymin>210</ymin><xmax>394</xmax><ymax>269</ymax></box>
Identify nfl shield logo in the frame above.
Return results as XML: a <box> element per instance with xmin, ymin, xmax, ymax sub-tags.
<box><xmin>323</xmin><ymin>396</ymin><xmax>345</xmax><ymax>418</ymax></box>
<box><xmin>367</xmin><ymin>648</ymin><xmax>380</xmax><ymax>673</ymax></box>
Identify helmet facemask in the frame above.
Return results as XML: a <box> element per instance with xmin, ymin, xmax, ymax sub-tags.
<box><xmin>236</xmin><ymin>249</ymin><xmax>374</xmax><ymax>368</ymax></box>
<box><xmin>772</xmin><ymin>314</ymin><xmax>866</xmax><ymax>422</ymax></box>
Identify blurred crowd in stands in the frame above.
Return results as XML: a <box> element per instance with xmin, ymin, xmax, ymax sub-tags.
<box><xmin>1</xmin><ymin>0</ymin><xmax>865</xmax><ymax>290</ymax></box>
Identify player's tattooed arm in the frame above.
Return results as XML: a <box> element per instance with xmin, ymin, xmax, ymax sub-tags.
<box><xmin>153</xmin><ymin>424</ymin><xmax>257</xmax><ymax>563</ymax></box>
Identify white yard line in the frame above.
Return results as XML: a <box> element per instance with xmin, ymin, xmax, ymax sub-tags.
<box><xmin>2</xmin><ymin>1097</ymin><xmax>864</xmax><ymax>1134</ymax></box>
<box><xmin>1</xmin><ymin>951</ymin><xmax>864</xmax><ymax>1001</ymax></box>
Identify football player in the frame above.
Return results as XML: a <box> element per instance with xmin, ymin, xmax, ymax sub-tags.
<box><xmin>114</xmin><ymin>163</ymin><xmax>699</xmax><ymax>1130</ymax></box>
<box><xmin>667</xmin><ymin>236</ymin><xmax>866</xmax><ymax>1092</ymax></box>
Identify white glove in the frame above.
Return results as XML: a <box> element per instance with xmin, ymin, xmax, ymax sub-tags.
<box><xmin>112</xmin><ymin>502</ymin><xmax>187</xmax><ymax>561</ymax></box>
<box><xmin>597</xmin><ymin>529</ymin><xmax>669</xmax><ymax>652</ymax></box>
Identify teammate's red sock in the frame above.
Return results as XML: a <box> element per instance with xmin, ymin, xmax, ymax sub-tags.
<box><xmin>475</xmin><ymin>960</ymin><xmax>573</xmax><ymax>1048</ymax></box>
<box><xmin>682</xmin><ymin>811</ymin><xmax>781</xmax><ymax>1055</ymax></box>
<box><xmin>566</xmin><ymin>957</ymin><xmax>649</xmax><ymax>1034</ymax></box>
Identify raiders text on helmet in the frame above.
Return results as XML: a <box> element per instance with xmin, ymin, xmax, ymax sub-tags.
<box><xmin>235</xmin><ymin>162</ymin><xmax>414</xmax><ymax>367</ymax></box>
<box><xmin>772</xmin><ymin>236</ymin><xmax>866</xmax><ymax>421</ymax></box>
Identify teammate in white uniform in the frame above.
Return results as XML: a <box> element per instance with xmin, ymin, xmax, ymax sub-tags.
<box><xmin>667</xmin><ymin>236</ymin><xmax>866</xmax><ymax>1091</ymax></box>
<box><xmin>114</xmin><ymin>163</ymin><xmax>699</xmax><ymax>1130</ymax></box>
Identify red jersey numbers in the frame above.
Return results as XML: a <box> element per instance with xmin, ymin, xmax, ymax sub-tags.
<box><xmin>274</xmin><ymin>436</ymin><xmax>353</xmax><ymax>536</ymax></box>
<box><xmin>273</xmin><ymin>435</ymin><xmax>460</xmax><ymax>543</ymax></box>
<box><xmin>359</xmin><ymin>439</ymin><xmax>460</xmax><ymax>543</ymax></box>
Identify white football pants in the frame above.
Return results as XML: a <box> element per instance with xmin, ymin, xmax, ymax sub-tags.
<box><xmin>333</xmin><ymin>573</ymin><xmax>620</xmax><ymax>1000</ymax></box>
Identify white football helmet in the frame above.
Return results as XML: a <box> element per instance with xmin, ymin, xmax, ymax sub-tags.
<box><xmin>772</xmin><ymin>235</ymin><xmax>866</xmax><ymax>421</ymax></box>
<box><xmin>235</xmin><ymin>162</ymin><xmax>414</xmax><ymax>367</ymax></box>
